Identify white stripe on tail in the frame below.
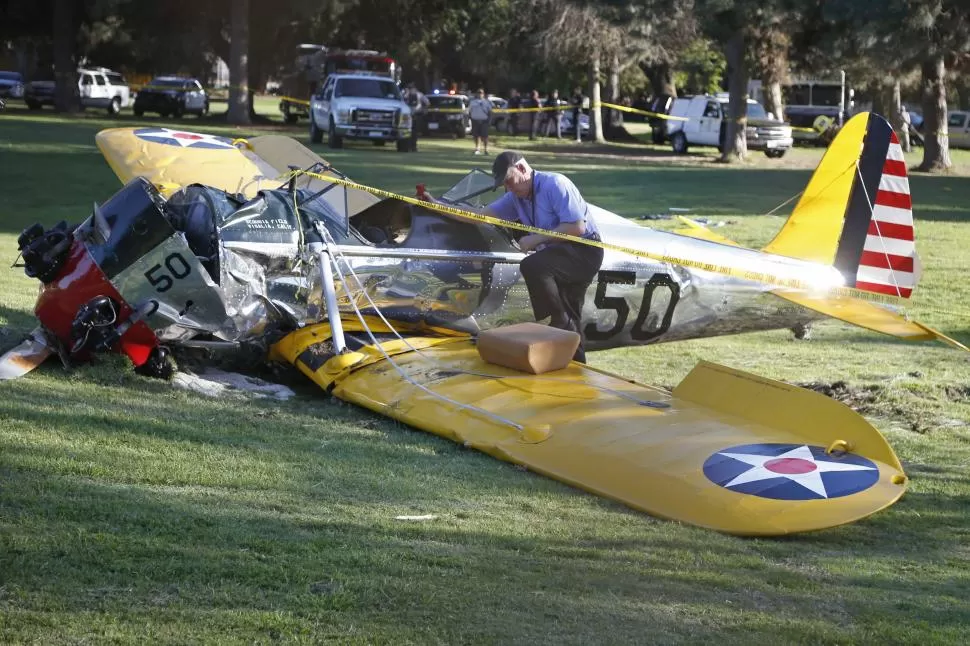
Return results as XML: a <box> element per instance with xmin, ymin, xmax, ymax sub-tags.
<box><xmin>854</xmin><ymin>133</ymin><xmax>917</xmax><ymax>298</ymax></box>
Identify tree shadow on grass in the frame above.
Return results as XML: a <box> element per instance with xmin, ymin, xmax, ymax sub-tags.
<box><xmin>2</xmin><ymin>452</ymin><xmax>968</xmax><ymax>643</ymax></box>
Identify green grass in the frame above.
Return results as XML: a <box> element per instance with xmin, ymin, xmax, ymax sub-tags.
<box><xmin>2</xmin><ymin>101</ymin><xmax>970</xmax><ymax>644</ymax></box>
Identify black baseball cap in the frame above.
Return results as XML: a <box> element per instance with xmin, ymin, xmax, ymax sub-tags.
<box><xmin>492</xmin><ymin>151</ymin><xmax>525</xmax><ymax>188</ymax></box>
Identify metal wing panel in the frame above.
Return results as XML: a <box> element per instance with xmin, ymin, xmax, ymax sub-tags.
<box><xmin>273</xmin><ymin>325</ymin><xmax>907</xmax><ymax>536</ymax></box>
<box><xmin>96</xmin><ymin>128</ymin><xmax>276</xmax><ymax>198</ymax></box>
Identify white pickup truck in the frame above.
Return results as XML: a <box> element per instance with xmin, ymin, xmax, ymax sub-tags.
<box><xmin>25</xmin><ymin>67</ymin><xmax>130</xmax><ymax>115</ymax></box>
<box><xmin>667</xmin><ymin>94</ymin><xmax>793</xmax><ymax>158</ymax></box>
<box><xmin>308</xmin><ymin>73</ymin><xmax>413</xmax><ymax>152</ymax></box>
<box><xmin>948</xmin><ymin>110</ymin><xmax>970</xmax><ymax>148</ymax></box>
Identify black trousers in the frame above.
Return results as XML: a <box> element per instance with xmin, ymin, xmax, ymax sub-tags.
<box><xmin>519</xmin><ymin>241</ymin><xmax>604</xmax><ymax>363</ymax></box>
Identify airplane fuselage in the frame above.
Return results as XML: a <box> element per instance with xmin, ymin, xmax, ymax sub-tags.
<box><xmin>324</xmin><ymin>206</ymin><xmax>841</xmax><ymax>350</ymax></box>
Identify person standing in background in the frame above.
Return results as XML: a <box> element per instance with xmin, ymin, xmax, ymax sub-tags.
<box><xmin>545</xmin><ymin>89</ymin><xmax>562</xmax><ymax>138</ymax></box>
<box><xmin>469</xmin><ymin>88</ymin><xmax>493</xmax><ymax>155</ymax></box>
<box><xmin>571</xmin><ymin>86</ymin><xmax>584</xmax><ymax>143</ymax></box>
<box><xmin>507</xmin><ymin>88</ymin><xmax>521</xmax><ymax>135</ymax></box>
<box><xmin>527</xmin><ymin>89</ymin><xmax>541</xmax><ymax>140</ymax></box>
<box><xmin>404</xmin><ymin>83</ymin><xmax>429</xmax><ymax>152</ymax></box>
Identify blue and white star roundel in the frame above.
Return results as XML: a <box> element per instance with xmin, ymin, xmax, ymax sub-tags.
<box><xmin>703</xmin><ymin>443</ymin><xmax>879</xmax><ymax>500</ymax></box>
<box><xmin>134</xmin><ymin>127</ymin><xmax>235</xmax><ymax>149</ymax></box>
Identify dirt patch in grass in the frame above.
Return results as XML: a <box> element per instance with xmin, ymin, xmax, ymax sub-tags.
<box><xmin>795</xmin><ymin>379</ymin><xmax>970</xmax><ymax>434</ymax></box>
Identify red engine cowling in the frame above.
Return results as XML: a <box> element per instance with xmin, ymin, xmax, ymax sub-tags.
<box><xmin>34</xmin><ymin>239</ymin><xmax>159</xmax><ymax>366</ymax></box>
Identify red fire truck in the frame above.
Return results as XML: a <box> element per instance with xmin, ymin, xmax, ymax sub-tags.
<box><xmin>279</xmin><ymin>45</ymin><xmax>401</xmax><ymax>123</ymax></box>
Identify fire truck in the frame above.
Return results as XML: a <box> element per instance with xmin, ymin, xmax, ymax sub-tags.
<box><xmin>278</xmin><ymin>45</ymin><xmax>401</xmax><ymax>123</ymax></box>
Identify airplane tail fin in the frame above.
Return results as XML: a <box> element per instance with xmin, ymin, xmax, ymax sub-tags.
<box><xmin>763</xmin><ymin>113</ymin><xmax>919</xmax><ymax>300</ymax></box>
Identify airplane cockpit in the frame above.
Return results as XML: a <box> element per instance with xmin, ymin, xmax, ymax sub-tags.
<box><xmin>346</xmin><ymin>168</ymin><xmax>519</xmax><ymax>254</ymax></box>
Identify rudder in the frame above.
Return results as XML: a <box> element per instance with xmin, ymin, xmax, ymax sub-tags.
<box><xmin>763</xmin><ymin>113</ymin><xmax>919</xmax><ymax>299</ymax></box>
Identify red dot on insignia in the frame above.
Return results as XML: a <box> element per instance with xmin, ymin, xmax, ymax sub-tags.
<box><xmin>764</xmin><ymin>457</ymin><xmax>817</xmax><ymax>474</ymax></box>
<box><xmin>173</xmin><ymin>132</ymin><xmax>203</xmax><ymax>140</ymax></box>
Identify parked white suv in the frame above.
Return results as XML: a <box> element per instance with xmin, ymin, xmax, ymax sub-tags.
<box><xmin>78</xmin><ymin>67</ymin><xmax>130</xmax><ymax>115</ymax></box>
<box><xmin>309</xmin><ymin>73</ymin><xmax>412</xmax><ymax>152</ymax></box>
<box><xmin>667</xmin><ymin>94</ymin><xmax>793</xmax><ymax>158</ymax></box>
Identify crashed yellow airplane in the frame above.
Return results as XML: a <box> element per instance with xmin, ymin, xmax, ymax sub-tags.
<box><xmin>4</xmin><ymin>114</ymin><xmax>960</xmax><ymax>535</ymax></box>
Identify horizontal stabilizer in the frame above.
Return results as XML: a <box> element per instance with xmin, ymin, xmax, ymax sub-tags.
<box><xmin>774</xmin><ymin>291</ymin><xmax>968</xmax><ymax>351</ymax></box>
<box><xmin>273</xmin><ymin>321</ymin><xmax>908</xmax><ymax>536</ymax></box>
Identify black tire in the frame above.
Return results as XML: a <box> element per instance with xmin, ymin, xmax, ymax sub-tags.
<box><xmin>327</xmin><ymin>119</ymin><xmax>343</xmax><ymax>149</ymax></box>
<box><xmin>671</xmin><ymin>131</ymin><xmax>688</xmax><ymax>154</ymax></box>
<box><xmin>172</xmin><ymin>102</ymin><xmax>183</xmax><ymax>118</ymax></box>
<box><xmin>133</xmin><ymin>106</ymin><xmax>144</xmax><ymax>117</ymax></box>
<box><xmin>160</xmin><ymin>111</ymin><xmax>170</xmax><ymax>118</ymax></box>
<box><xmin>284</xmin><ymin>111</ymin><xmax>298</xmax><ymax>124</ymax></box>
<box><xmin>396</xmin><ymin>139</ymin><xmax>411</xmax><ymax>152</ymax></box>
<box><xmin>107</xmin><ymin>97</ymin><xmax>121</xmax><ymax>116</ymax></box>
<box><xmin>198</xmin><ymin>101</ymin><xmax>209</xmax><ymax>117</ymax></box>
<box><xmin>26</xmin><ymin>100</ymin><xmax>40</xmax><ymax>110</ymax></box>
<box><xmin>309</xmin><ymin>114</ymin><xmax>322</xmax><ymax>143</ymax></box>
<box><xmin>764</xmin><ymin>149</ymin><xmax>787</xmax><ymax>159</ymax></box>
<box><xmin>372</xmin><ymin>139</ymin><xmax>386</xmax><ymax>146</ymax></box>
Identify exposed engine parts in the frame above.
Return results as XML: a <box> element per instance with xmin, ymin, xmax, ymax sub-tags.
<box><xmin>18</xmin><ymin>221</ymin><xmax>73</xmax><ymax>284</ymax></box>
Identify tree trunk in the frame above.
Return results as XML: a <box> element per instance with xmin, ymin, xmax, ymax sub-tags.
<box><xmin>870</xmin><ymin>80</ymin><xmax>893</xmax><ymax>119</ymax></box>
<box><xmin>721</xmin><ymin>30</ymin><xmax>748</xmax><ymax>163</ymax></box>
<box><xmin>642</xmin><ymin>62</ymin><xmax>676</xmax><ymax>98</ymax></box>
<box><xmin>590</xmin><ymin>54</ymin><xmax>605</xmax><ymax>144</ymax></box>
<box><xmin>760</xmin><ymin>48</ymin><xmax>787</xmax><ymax>123</ymax></box>
<box><xmin>228</xmin><ymin>0</ymin><xmax>251</xmax><ymax>125</ymax></box>
<box><xmin>891</xmin><ymin>80</ymin><xmax>911</xmax><ymax>153</ymax></box>
<box><xmin>52</xmin><ymin>0</ymin><xmax>77</xmax><ymax>113</ymax></box>
<box><xmin>918</xmin><ymin>55</ymin><xmax>950</xmax><ymax>172</ymax></box>
<box><xmin>762</xmin><ymin>82</ymin><xmax>784</xmax><ymax>121</ymax></box>
<box><xmin>607</xmin><ymin>52</ymin><xmax>620</xmax><ymax>131</ymax></box>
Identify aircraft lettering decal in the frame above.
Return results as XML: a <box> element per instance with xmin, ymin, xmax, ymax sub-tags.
<box><xmin>703</xmin><ymin>443</ymin><xmax>879</xmax><ymax>500</ymax></box>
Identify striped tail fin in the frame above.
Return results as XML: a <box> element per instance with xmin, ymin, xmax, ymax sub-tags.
<box><xmin>834</xmin><ymin>123</ymin><xmax>918</xmax><ymax>299</ymax></box>
<box><xmin>764</xmin><ymin>113</ymin><xmax>920</xmax><ymax>300</ymax></box>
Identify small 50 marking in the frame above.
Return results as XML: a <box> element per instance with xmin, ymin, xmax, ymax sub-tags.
<box><xmin>144</xmin><ymin>252</ymin><xmax>192</xmax><ymax>293</ymax></box>
<box><xmin>584</xmin><ymin>270</ymin><xmax>680</xmax><ymax>341</ymax></box>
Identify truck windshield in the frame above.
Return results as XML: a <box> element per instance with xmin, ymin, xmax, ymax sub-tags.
<box><xmin>334</xmin><ymin>78</ymin><xmax>401</xmax><ymax>100</ymax></box>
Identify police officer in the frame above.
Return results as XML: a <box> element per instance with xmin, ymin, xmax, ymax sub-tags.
<box><xmin>486</xmin><ymin>151</ymin><xmax>603</xmax><ymax>362</ymax></box>
<box><xmin>405</xmin><ymin>83</ymin><xmax>429</xmax><ymax>151</ymax></box>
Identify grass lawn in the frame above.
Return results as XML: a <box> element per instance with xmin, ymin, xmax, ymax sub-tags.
<box><xmin>1</xmin><ymin>99</ymin><xmax>969</xmax><ymax>644</ymax></box>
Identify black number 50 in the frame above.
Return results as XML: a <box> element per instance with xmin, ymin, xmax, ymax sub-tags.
<box><xmin>584</xmin><ymin>270</ymin><xmax>679</xmax><ymax>341</ymax></box>
<box><xmin>144</xmin><ymin>252</ymin><xmax>192</xmax><ymax>293</ymax></box>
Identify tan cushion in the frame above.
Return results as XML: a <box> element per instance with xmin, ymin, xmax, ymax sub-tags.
<box><xmin>477</xmin><ymin>323</ymin><xmax>580</xmax><ymax>374</ymax></box>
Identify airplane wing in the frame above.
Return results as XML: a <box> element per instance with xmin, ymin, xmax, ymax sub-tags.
<box><xmin>96</xmin><ymin>127</ymin><xmax>380</xmax><ymax>218</ymax></box>
<box><xmin>271</xmin><ymin>319</ymin><xmax>908</xmax><ymax>536</ymax></box>
<box><xmin>96</xmin><ymin>127</ymin><xmax>280</xmax><ymax>198</ymax></box>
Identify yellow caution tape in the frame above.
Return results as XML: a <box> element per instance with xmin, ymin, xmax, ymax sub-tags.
<box><xmin>284</xmin><ymin>168</ymin><xmax>907</xmax><ymax>307</ymax></box>
<box><xmin>279</xmin><ymin>95</ymin><xmax>310</xmax><ymax>107</ymax></box>
<box><xmin>595</xmin><ymin>101</ymin><xmax>688</xmax><ymax>121</ymax></box>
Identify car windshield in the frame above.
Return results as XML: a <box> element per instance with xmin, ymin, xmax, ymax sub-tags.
<box><xmin>724</xmin><ymin>102</ymin><xmax>768</xmax><ymax>119</ymax></box>
<box><xmin>0</xmin><ymin>71</ymin><xmax>22</xmax><ymax>81</ymax></box>
<box><xmin>149</xmin><ymin>78</ymin><xmax>187</xmax><ymax>88</ymax></box>
<box><xmin>334</xmin><ymin>78</ymin><xmax>401</xmax><ymax>100</ymax></box>
<box><xmin>429</xmin><ymin>96</ymin><xmax>464</xmax><ymax>108</ymax></box>
<box><xmin>746</xmin><ymin>103</ymin><xmax>768</xmax><ymax>119</ymax></box>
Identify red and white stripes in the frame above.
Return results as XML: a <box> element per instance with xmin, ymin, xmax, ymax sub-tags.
<box><xmin>854</xmin><ymin>132</ymin><xmax>917</xmax><ymax>298</ymax></box>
